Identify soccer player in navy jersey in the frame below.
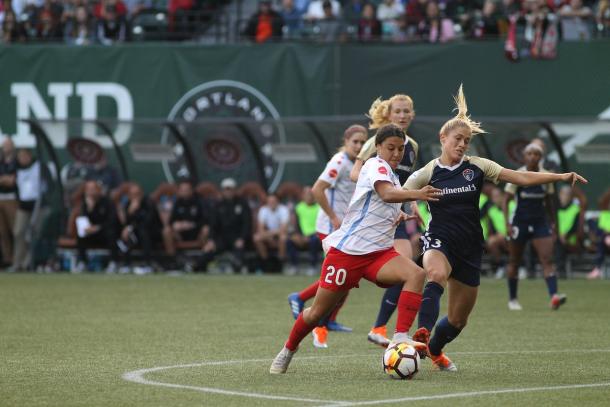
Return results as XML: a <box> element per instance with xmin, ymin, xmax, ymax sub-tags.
<box><xmin>270</xmin><ymin>125</ymin><xmax>441</xmax><ymax>375</ymax></box>
<box><xmin>349</xmin><ymin>94</ymin><xmax>424</xmax><ymax>347</ymax></box>
<box><xmin>503</xmin><ymin>142</ymin><xmax>567</xmax><ymax>311</ymax></box>
<box><xmin>405</xmin><ymin>85</ymin><xmax>587</xmax><ymax>371</ymax></box>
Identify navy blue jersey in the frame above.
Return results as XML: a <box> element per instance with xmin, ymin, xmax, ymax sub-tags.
<box><xmin>357</xmin><ymin>134</ymin><xmax>419</xmax><ymax>184</ymax></box>
<box><xmin>404</xmin><ymin>156</ymin><xmax>504</xmax><ymax>253</ymax></box>
<box><xmin>505</xmin><ymin>166</ymin><xmax>554</xmax><ymax>223</ymax></box>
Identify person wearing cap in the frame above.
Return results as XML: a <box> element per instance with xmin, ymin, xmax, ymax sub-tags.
<box><xmin>503</xmin><ymin>142</ymin><xmax>567</xmax><ymax>311</ymax></box>
<box><xmin>203</xmin><ymin>178</ymin><xmax>251</xmax><ymax>273</ymax></box>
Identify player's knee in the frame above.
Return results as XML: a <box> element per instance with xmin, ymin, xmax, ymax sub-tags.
<box><xmin>426</xmin><ymin>266</ymin><xmax>447</xmax><ymax>284</ymax></box>
<box><xmin>303</xmin><ymin>306</ymin><xmax>325</xmax><ymax>325</ymax></box>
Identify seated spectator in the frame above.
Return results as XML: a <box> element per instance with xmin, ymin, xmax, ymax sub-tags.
<box><xmin>75</xmin><ymin>180</ymin><xmax>119</xmax><ymax>273</ymax></box>
<box><xmin>280</xmin><ymin>0</ymin><xmax>303</xmax><ymax>39</ymax></box>
<box><xmin>588</xmin><ymin>188</ymin><xmax>610</xmax><ymax>279</ymax></box>
<box><xmin>313</xmin><ymin>0</ymin><xmax>344</xmax><ymax>41</ymax></box>
<box><xmin>64</xmin><ymin>4</ymin><xmax>94</xmax><ymax>45</ymax></box>
<box><xmin>597</xmin><ymin>0</ymin><xmax>610</xmax><ymax>37</ymax></box>
<box><xmin>377</xmin><ymin>0</ymin><xmax>405</xmax><ymax>38</ymax></box>
<box><xmin>304</xmin><ymin>0</ymin><xmax>340</xmax><ymax>21</ymax></box>
<box><xmin>203</xmin><ymin>178</ymin><xmax>251</xmax><ymax>273</ymax></box>
<box><xmin>253</xmin><ymin>193</ymin><xmax>289</xmax><ymax>272</ymax></box>
<box><xmin>35</xmin><ymin>0</ymin><xmax>62</xmax><ymax>41</ymax></box>
<box><xmin>560</xmin><ymin>0</ymin><xmax>593</xmax><ymax>40</ymax></box>
<box><xmin>96</xmin><ymin>3</ymin><xmax>127</xmax><ymax>44</ymax></box>
<box><xmin>116</xmin><ymin>184</ymin><xmax>162</xmax><ymax>274</ymax></box>
<box><xmin>445</xmin><ymin>0</ymin><xmax>478</xmax><ymax>37</ymax></box>
<box><xmin>477</xmin><ymin>0</ymin><xmax>505</xmax><ymax>38</ymax></box>
<box><xmin>243</xmin><ymin>0</ymin><xmax>284</xmax><ymax>43</ymax></box>
<box><xmin>9</xmin><ymin>149</ymin><xmax>40</xmax><ymax>272</ymax></box>
<box><xmin>357</xmin><ymin>2</ymin><xmax>381</xmax><ymax>42</ymax></box>
<box><xmin>405</xmin><ymin>0</ymin><xmax>427</xmax><ymax>39</ymax></box>
<box><xmin>420</xmin><ymin>1</ymin><xmax>455</xmax><ymax>42</ymax></box>
<box><xmin>1</xmin><ymin>9</ymin><xmax>26</xmax><ymax>43</ymax></box>
<box><xmin>162</xmin><ymin>179</ymin><xmax>213</xmax><ymax>265</ymax></box>
<box><xmin>286</xmin><ymin>186</ymin><xmax>321</xmax><ymax>276</ymax></box>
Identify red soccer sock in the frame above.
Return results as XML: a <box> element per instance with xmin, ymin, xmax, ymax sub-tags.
<box><xmin>395</xmin><ymin>290</ymin><xmax>423</xmax><ymax>334</ymax></box>
<box><xmin>285</xmin><ymin>313</ymin><xmax>315</xmax><ymax>351</ymax></box>
<box><xmin>298</xmin><ymin>281</ymin><xmax>319</xmax><ymax>302</ymax></box>
<box><xmin>329</xmin><ymin>292</ymin><xmax>348</xmax><ymax>322</ymax></box>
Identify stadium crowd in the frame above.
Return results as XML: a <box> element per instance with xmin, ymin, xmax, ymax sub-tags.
<box><xmin>0</xmin><ymin>134</ymin><xmax>608</xmax><ymax>277</ymax></box>
<box><xmin>0</xmin><ymin>0</ymin><xmax>608</xmax><ymax>44</ymax></box>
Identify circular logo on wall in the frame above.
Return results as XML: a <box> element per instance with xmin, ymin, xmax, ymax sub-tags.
<box><xmin>162</xmin><ymin>80</ymin><xmax>286</xmax><ymax>191</ymax></box>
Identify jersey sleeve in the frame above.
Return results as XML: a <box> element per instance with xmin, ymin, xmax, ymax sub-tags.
<box><xmin>470</xmin><ymin>156</ymin><xmax>504</xmax><ymax>184</ymax></box>
<box><xmin>317</xmin><ymin>153</ymin><xmax>344</xmax><ymax>187</ymax></box>
<box><xmin>365</xmin><ymin>159</ymin><xmax>394</xmax><ymax>189</ymax></box>
<box><xmin>402</xmin><ymin>159</ymin><xmax>434</xmax><ymax>190</ymax></box>
<box><xmin>357</xmin><ymin>137</ymin><xmax>376</xmax><ymax>162</ymax></box>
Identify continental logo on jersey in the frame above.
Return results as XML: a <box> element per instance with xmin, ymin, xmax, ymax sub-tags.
<box><xmin>328</xmin><ymin>169</ymin><xmax>338</xmax><ymax>178</ymax></box>
<box><xmin>462</xmin><ymin>168</ymin><xmax>474</xmax><ymax>181</ymax></box>
<box><xmin>441</xmin><ymin>184</ymin><xmax>477</xmax><ymax>195</ymax></box>
<box><xmin>378</xmin><ymin>166</ymin><xmax>388</xmax><ymax>175</ymax></box>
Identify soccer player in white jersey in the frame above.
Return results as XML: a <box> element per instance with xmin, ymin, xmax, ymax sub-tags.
<box><xmin>270</xmin><ymin>124</ymin><xmax>442</xmax><ymax>374</ymax></box>
<box><xmin>286</xmin><ymin>125</ymin><xmax>368</xmax><ymax>347</ymax></box>
<box><xmin>405</xmin><ymin>85</ymin><xmax>587</xmax><ymax>371</ymax></box>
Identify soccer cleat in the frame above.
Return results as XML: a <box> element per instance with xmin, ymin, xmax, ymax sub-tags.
<box><xmin>387</xmin><ymin>332</ymin><xmax>428</xmax><ymax>358</ymax></box>
<box><xmin>269</xmin><ymin>346</ymin><xmax>296</xmax><ymax>374</ymax></box>
<box><xmin>431</xmin><ymin>352</ymin><xmax>458</xmax><ymax>372</ymax></box>
<box><xmin>508</xmin><ymin>299</ymin><xmax>523</xmax><ymax>311</ymax></box>
<box><xmin>550</xmin><ymin>293</ymin><xmax>567</xmax><ymax>310</ymax></box>
<box><xmin>367</xmin><ymin>326</ymin><xmax>390</xmax><ymax>348</ymax></box>
<box><xmin>327</xmin><ymin>320</ymin><xmax>353</xmax><ymax>332</ymax></box>
<box><xmin>412</xmin><ymin>327</ymin><xmax>431</xmax><ymax>359</ymax></box>
<box><xmin>587</xmin><ymin>267</ymin><xmax>602</xmax><ymax>280</ymax></box>
<box><xmin>287</xmin><ymin>292</ymin><xmax>304</xmax><ymax>320</ymax></box>
<box><xmin>312</xmin><ymin>326</ymin><xmax>328</xmax><ymax>348</ymax></box>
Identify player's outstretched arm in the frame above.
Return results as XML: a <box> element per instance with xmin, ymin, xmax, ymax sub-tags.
<box><xmin>375</xmin><ymin>181</ymin><xmax>441</xmax><ymax>203</ymax></box>
<box><xmin>498</xmin><ymin>168</ymin><xmax>588</xmax><ymax>187</ymax></box>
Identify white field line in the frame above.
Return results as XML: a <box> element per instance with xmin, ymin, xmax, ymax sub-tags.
<box><xmin>122</xmin><ymin>349</ymin><xmax>610</xmax><ymax>405</ymax></box>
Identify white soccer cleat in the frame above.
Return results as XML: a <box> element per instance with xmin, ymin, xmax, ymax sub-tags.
<box><xmin>367</xmin><ymin>326</ymin><xmax>390</xmax><ymax>348</ymax></box>
<box><xmin>508</xmin><ymin>299</ymin><xmax>523</xmax><ymax>311</ymax></box>
<box><xmin>269</xmin><ymin>346</ymin><xmax>296</xmax><ymax>374</ymax></box>
<box><xmin>387</xmin><ymin>332</ymin><xmax>427</xmax><ymax>357</ymax></box>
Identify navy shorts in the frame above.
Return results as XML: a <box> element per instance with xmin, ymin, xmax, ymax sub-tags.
<box><xmin>420</xmin><ymin>232</ymin><xmax>482</xmax><ymax>287</ymax></box>
<box><xmin>394</xmin><ymin>219</ymin><xmax>410</xmax><ymax>240</ymax></box>
<box><xmin>510</xmin><ymin>219</ymin><xmax>552</xmax><ymax>244</ymax></box>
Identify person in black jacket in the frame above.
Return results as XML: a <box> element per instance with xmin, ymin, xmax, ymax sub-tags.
<box><xmin>116</xmin><ymin>184</ymin><xmax>162</xmax><ymax>273</ymax></box>
<box><xmin>242</xmin><ymin>0</ymin><xmax>284</xmax><ymax>43</ymax></box>
<box><xmin>162</xmin><ymin>180</ymin><xmax>213</xmax><ymax>259</ymax></box>
<box><xmin>75</xmin><ymin>180</ymin><xmax>118</xmax><ymax>272</ymax></box>
<box><xmin>204</xmin><ymin>178</ymin><xmax>252</xmax><ymax>273</ymax></box>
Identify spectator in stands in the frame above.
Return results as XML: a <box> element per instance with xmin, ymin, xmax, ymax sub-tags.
<box><xmin>0</xmin><ymin>138</ymin><xmax>18</xmax><ymax>267</ymax></box>
<box><xmin>253</xmin><ymin>193</ymin><xmax>289</xmax><ymax>272</ymax></box>
<box><xmin>75</xmin><ymin>180</ymin><xmax>119</xmax><ymax>273</ymax></box>
<box><xmin>9</xmin><ymin>149</ymin><xmax>40</xmax><ymax>272</ymax></box>
<box><xmin>35</xmin><ymin>0</ymin><xmax>62</xmax><ymax>41</ymax></box>
<box><xmin>405</xmin><ymin>0</ymin><xmax>428</xmax><ymax>39</ymax></box>
<box><xmin>420</xmin><ymin>1</ymin><xmax>455</xmax><ymax>42</ymax></box>
<box><xmin>588</xmin><ymin>188</ymin><xmax>610</xmax><ymax>279</ymax></box>
<box><xmin>162</xmin><ymin>179</ymin><xmax>213</xmax><ymax>264</ymax></box>
<box><xmin>96</xmin><ymin>2</ymin><xmax>127</xmax><ymax>44</ymax></box>
<box><xmin>168</xmin><ymin>0</ymin><xmax>193</xmax><ymax>37</ymax></box>
<box><xmin>377</xmin><ymin>0</ymin><xmax>405</xmax><ymax>38</ymax></box>
<box><xmin>476</xmin><ymin>0</ymin><xmax>505</xmax><ymax>38</ymax></box>
<box><xmin>243</xmin><ymin>0</ymin><xmax>284</xmax><ymax>43</ymax></box>
<box><xmin>64</xmin><ymin>4</ymin><xmax>94</xmax><ymax>45</ymax></box>
<box><xmin>560</xmin><ymin>0</ymin><xmax>593</xmax><ymax>40</ymax></box>
<box><xmin>445</xmin><ymin>0</ymin><xmax>478</xmax><ymax>37</ymax></box>
<box><xmin>1</xmin><ymin>9</ymin><xmax>26</xmax><ymax>43</ymax></box>
<box><xmin>116</xmin><ymin>184</ymin><xmax>162</xmax><ymax>274</ymax></box>
<box><xmin>280</xmin><ymin>0</ymin><xmax>303</xmax><ymax>38</ymax></box>
<box><xmin>304</xmin><ymin>0</ymin><xmax>340</xmax><ymax>21</ymax></box>
<box><xmin>314</xmin><ymin>0</ymin><xmax>344</xmax><ymax>41</ymax></box>
<box><xmin>357</xmin><ymin>2</ymin><xmax>381</xmax><ymax>42</ymax></box>
<box><xmin>597</xmin><ymin>0</ymin><xmax>610</xmax><ymax>37</ymax></box>
<box><xmin>205</xmin><ymin>178</ymin><xmax>251</xmax><ymax>274</ymax></box>
<box><xmin>342</xmin><ymin>0</ymin><xmax>364</xmax><ymax>27</ymax></box>
<box><xmin>286</xmin><ymin>186</ymin><xmax>320</xmax><ymax>276</ymax></box>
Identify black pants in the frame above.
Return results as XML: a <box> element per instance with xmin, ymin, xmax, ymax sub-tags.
<box><xmin>77</xmin><ymin>229</ymin><xmax>118</xmax><ymax>263</ymax></box>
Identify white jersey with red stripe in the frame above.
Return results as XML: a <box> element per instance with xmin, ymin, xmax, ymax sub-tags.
<box><xmin>315</xmin><ymin>151</ymin><xmax>356</xmax><ymax>235</ymax></box>
<box><xmin>323</xmin><ymin>157</ymin><xmax>402</xmax><ymax>255</ymax></box>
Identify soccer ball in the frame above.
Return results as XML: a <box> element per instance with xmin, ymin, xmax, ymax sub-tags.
<box><xmin>382</xmin><ymin>343</ymin><xmax>420</xmax><ymax>380</ymax></box>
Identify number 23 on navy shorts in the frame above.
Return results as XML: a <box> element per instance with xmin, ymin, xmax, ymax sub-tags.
<box><xmin>319</xmin><ymin>247</ymin><xmax>400</xmax><ymax>291</ymax></box>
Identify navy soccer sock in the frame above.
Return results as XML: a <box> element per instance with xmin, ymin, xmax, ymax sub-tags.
<box><xmin>545</xmin><ymin>275</ymin><xmax>558</xmax><ymax>297</ymax></box>
<box><xmin>508</xmin><ymin>277</ymin><xmax>519</xmax><ymax>300</ymax></box>
<box><xmin>373</xmin><ymin>284</ymin><xmax>402</xmax><ymax>327</ymax></box>
<box><xmin>417</xmin><ymin>282</ymin><xmax>444</xmax><ymax>332</ymax></box>
<box><xmin>428</xmin><ymin>316</ymin><xmax>462</xmax><ymax>357</ymax></box>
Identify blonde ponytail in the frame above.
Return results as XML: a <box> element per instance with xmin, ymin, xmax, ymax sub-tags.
<box><xmin>440</xmin><ymin>84</ymin><xmax>485</xmax><ymax>136</ymax></box>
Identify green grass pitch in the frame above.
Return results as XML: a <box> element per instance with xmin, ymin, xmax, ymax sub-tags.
<box><xmin>1</xmin><ymin>273</ymin><xmax>609</xmax><ymax>406</ymax></box>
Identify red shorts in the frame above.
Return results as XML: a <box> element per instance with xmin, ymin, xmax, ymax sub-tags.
<box><xmin>317</xmin><ymin>233</ymin><xmax>328</xmax><ymax>241</ymax></box>
<box><xmin>318</xmin><ymin>247</ymin><xmax>400</xmax><ymax>292</ymax></box>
